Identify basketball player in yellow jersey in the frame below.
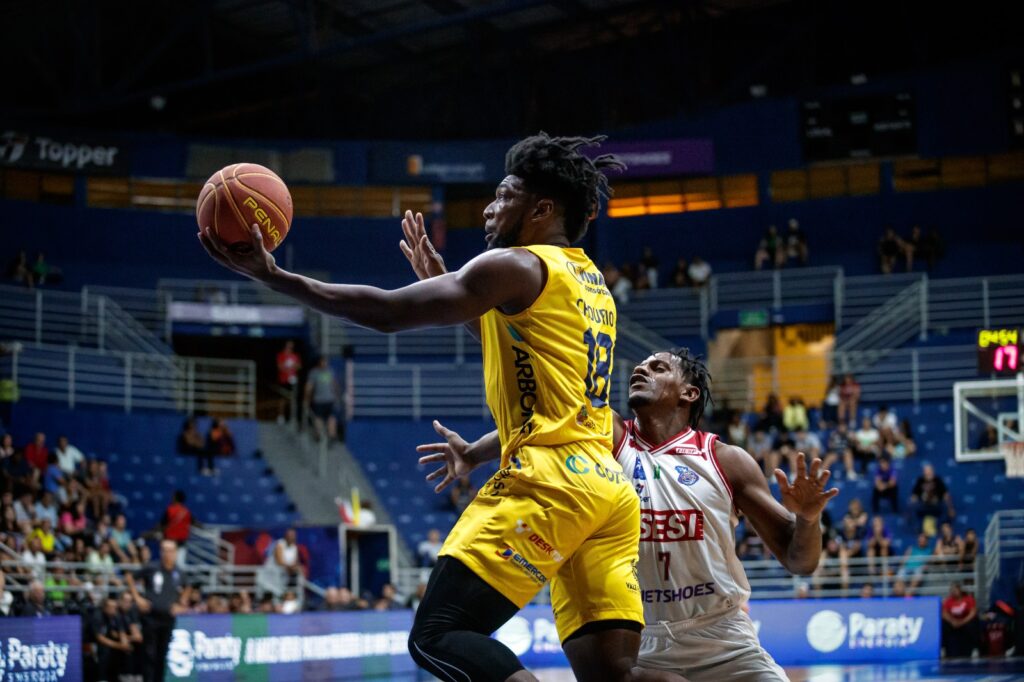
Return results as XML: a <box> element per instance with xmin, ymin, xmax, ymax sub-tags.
<box><xmin>199</xmin><ymin>134</ymin><xmax>684</xmax><ymax>682</ymax></box>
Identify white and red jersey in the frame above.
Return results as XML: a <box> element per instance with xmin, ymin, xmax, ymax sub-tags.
<box><xmin>614</xmin><ymin>419</ymin><xmax>750</xmax><ymax>625</ymax></box>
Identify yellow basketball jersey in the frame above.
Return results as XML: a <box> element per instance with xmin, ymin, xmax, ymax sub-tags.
<box><xmin>480</xmin><ymin>245</ymin><xmax>616</xmax><ymax>466</ymax></box>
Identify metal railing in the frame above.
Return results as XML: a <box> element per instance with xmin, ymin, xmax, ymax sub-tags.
<box><xmin>980</xmin><ymin>509</ymin><xmax>1024</xmax><ymax>610</ymax></box>
<box><xmin>745</xmin><ymin>553</ymin><xmax>977</xmax><ymax>600</ymax></box>
<box><xmin>709</xmin><ymin>266</ymin><xmax>842</xmax><ymax>314</ymax></box>
<box><xmin>188</xmin><ymin>525</ymin><xmax>236</xmax><ymax>567</ymax></box>
<box><xmin>835</xmin><ymin>279</ymin><xmax>925</xmax><ymax>352</ymax></box>
<box><xmin>1</xmin><ymin>342</ymin><xmax>256</xmax><ymax>417</ymax></box>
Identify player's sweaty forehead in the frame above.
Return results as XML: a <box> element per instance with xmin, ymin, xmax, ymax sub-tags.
<box><xmin>637</xmin><ymin>352</ymin><xmax>683</xmax><ymax>374</ymax></box>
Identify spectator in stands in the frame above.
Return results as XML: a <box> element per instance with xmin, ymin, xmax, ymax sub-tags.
<box><xmin>6</xmin><ymin>251</ymin><xmax>34</xmax><ymax>288</ymax></box>
<box><xmin>265</xmin><ymin>528</ymin><xmax>304</xmax><ymax>595</ymax></box>
<box><xmin>978</xmin><ymin>425</ymin><xmax>1000</xmax><ymax>450</ymax></box>
<box><xmin>24</xmin><ymin>432</ymin><xmax>48</xmax><ymax>472</ymax></box>
<box><xmin>110</xmin><ymin>514</ymin><xmax>138</xmax><ymax>564</ymax></box>
<box><xmin>726</xmin><ymin>413</ymin><xmax>750</xmax><ymax>450</ymax></box>
<box><xmin>827</xmin><ymin>422</ymin><xmax>855</xmax><ymax>481</ymax></box>
<box><xmin>756</xmin><ymin>394</ymin><xmax>785</xmax><ymax>434</ymax></box>
<box><xmin>923</xmin><ymin>228</ymin><xmax>945</xmax><ymax>272</ymax></box>
<box><xmin>872</xmin><ymin>406</ymin><xmax>899</xmax><ymax>447</ymax></box>
<box><xmin>18</xmin><ymin>580</ymin><xmax>51</xmax><ymax>617</ymax></box>
<box><xmin>754</xmin><ymin>225</ymin><xmax>784</xmax><ymax>270</ymax></box>
<box><xmin>843</xmin><ymin>498</ymin><xmax>869</xmax><ymax>535</ymax></box>
<box><xmin>42</xmin><ymin>453</ymin><xmax>63</xmax><ymax>496</ymax></box>
<box><xmin>0</xmin><ymin>434</ymin><xmax>14</xmax><ymax>460</ymax></box>
<box><xmin>838</xmin><ymin>374</ymin><xmax>860</xmax><ymax>427</ymax></box>
<box><xmin>860</xmin><ymin>583</ymin><xmax>874</xmax><ymax>599</ymax></box>
<box><xmin>31</xmin><ymin>252</ymin><xmax>61</xmax><ymax>286</ymax></box>
<box><xmin>158</xmin><ymin>490</ymin><xmax>195</xmax><ymax>565</ymax></box>
<box><xmin>905</xmin><ymin>225</ymin><xmax>924</xmax><ymax>272</ymax></box>
<box><xmin>898</xmin><ymin>533</ymin><xmax>933</xmax><ymax>592</ymax></box>
<box><xmin>877</xmin><ymin>226</ymin><xmax>907</xmax><ymax>275</ymax></box>
<box><xmin>640</xmin><ymin>246</ymin><xmax>660</xmax><ymax>289</ymax></box>
<box><xmin>258</xmin><ymin>593</ymin><xmax>278</xmax><ymax>613</ymax></box>
<box><xmin>866</xmin><ymin>516</ymin><xmax>893</xmax><ymax>575</ymax></box>
<box><xmin>821</xmin><ymin>377</ymin><xmax>841</xmax><ymax>429</ymax></box>
<box><xmin>840</xmin><ymin>517</ymin><xmax>864</xmax><ymax>557</ymax></box>
<box><xmin>276</xmin><ymin>340</ymin><xmax>302</xmax><ymax>424</ymax></box>
<box><xmin>33</xmin><ymin>489</ymin><xmax>58</xmax><ymax>524</ymax></box>
<box><xmin>687</xmin><ymin>256</ymin><xmax>712</xmax><ymax>287</ymax></box>
<box><xmin>176</xmin><ymin>417</ymin><xmax>206</xmax><ymax>470</ymax></box>
<box><xmin>669</xmin><ymin>257</ymin><xmax>690</xmax><ymax>288</ymax></box>
<box><xmin>814</xmin><ymin>536</ymin><xmax>843</xmax><ymax>593</ymax></box>
<box><xmin>87</xmin><ymin>540</ymin><xmax>120</xmax><ymax>588</ymax></box>
<box><xmin>93</xmin><ymin>596</ymin><xmax>131</xmax><ymax>680</ymax></box>
<box><xmin>872</xmin><ymin>456</ymin><xmax>899</xmax><ymax>513</ymax></box>
<box><xmin>228</xmin><ymin>591</ymin><xmax>253</xmax><ymax>614</ymax></box>
<box><xmin>934</xmin><ymin>522</ymin><xmax>965</xmax><ymax>572</ymax></box>
<box><xmin>783</xmin><ymin>396</ymin><xmax>809</xmax><ymax>432</ymax></box>
<box><xmin>306</xmin><ymin>356</ymin><xmax>341</xmax><ymax>443</ymax></box>
<box><xmin>21</xmin><ymin>536</ymin><xmax>46</xmax><ymax>580</ymax></box>
<box><xmin>375</xmin><ymin>583</ymin><xmax>404</xmax><ymax>611</ymax></box>
<box><xmin>853</xmin><ymin>416</ymin><xmax>882</xmax><ymax>472</ymax></box>
<box><xmin>60</xmin><ymin>501</ymin><xmax>88</xmax><ymax>540</ymax></box>
<box><xmin>3</xmin><ymin>448</ymin><xmax>38</xmax><ymax>493</ymax></box>
<box><xmin>85</xmin><ymin>460</ymin><xmax>113</xmax><ymax>519</ymax></box>
<box><xmin>449</xmin><ymin>476</ymin><xmax>476</xmax><ymax>513</ymax></box>
<box><xmin>890</xmin><ymin>578</ymin><xmax>909</xmax><ymax>598</ymax></box>
<box><xmin>910</xmin><ymin>464</ymin><xmax>955</xmax><ymax>532</ymax></box>
<box><xmin>126</xmin><ymin>539</ymin><xmax>190</xmax><ymax>682</ymax></box>
<box><xmin>748</xmin><ymin>430</ymin><xmax>772</xmax><ymax>478</ymax></box>
<box><xmin>886</xmin><ymin>419</ymin><xmax>917</xmax><ymax>459</ymax></box>
<box><xmin>53</xmin><ymin>436</ymin><xmax>84</xmax><ymax>479</ymax></box>
<box><xmin>602</xmin><ymin>262</ymin><xmax>631</xmax><ymax>304</ymax></box>
<box><xmin>14</xmin><ymin>490</ymin><xmax>35</xmax><ymax>526</ymax></box>
<box><xmin>942</xmin><ymin>582</ymin><xmax>979</xmax><ymax>657</ymax></box>
<box><xmin>785</xmin><ymin>218</ymin><xmax>809</xmax><ymax>266</ymax></box>
<box><xmin>118</xmin><ymin>591</ymin><xmax>144</xmax><ymax>679</ymax></box>
<box><xmin>417</xmin><ymin>528</ymin><xmax>444</xmax><ymax>568</ymax></box>
<box><xmin>32</xmin><ymin>518</ymin><xmax>58</xmax><ymax>556</ymax></box>
<box><xmin>959</xmin><ymin>528</ymin><xmax>979</xmax><ymax>571</ymax></box>
<box><xmin>334</xmin><ymin>587</ymin><xmax>361</xmax><ymax>611</ymax></box>
<box><xmin>0</xmin><ymin>572</ymin><xmax>13</xmax><ymax>616</ymax></box>
<box><xmin>202</xmin><ymin>419</ymin><xmax>235</xmax><ymax>475</ymax></box>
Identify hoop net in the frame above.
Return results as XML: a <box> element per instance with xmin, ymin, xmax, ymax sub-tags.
<box><xmin>1001</xmin><ymin>441</ymin><xmax>1024</xmax><ymax>478</ymax></box>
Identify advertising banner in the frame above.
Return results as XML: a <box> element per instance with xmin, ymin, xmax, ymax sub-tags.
<box><xmin>586</xmin><ymin>139</ymin><xmax>714</xmax><ymax>178</ymax></box>
<box><xmin>369</xmin><ymin>141</ymin><xmax>506</xmax><ymax>184</ymax></box>
<box><xmin>168</xmin><ymin>612</ymin><xmax>416</xmax><ymax>680</ymax></box>
<box><xmin>0</xmin><ymin>616</ymin><xmax>81</xmax><ymax>682</ymax></box>
<box><xmin>0</xmin><ymin>129</ymin><xmax>128</xmax><ymax>174</ymax></box>
<box><xmin>747</xmin><ymin>597</ymin><xmax>941</xmax><ymax>665</ymax></box>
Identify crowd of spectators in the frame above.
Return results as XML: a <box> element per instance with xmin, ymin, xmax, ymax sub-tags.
<box><xmin>175</xmin><ymin>417</ymin><xmax>236</xmax><ymax>476</ymax></box>
<box><xmin>601</xmin><ymin>249</ymin><xmax>713</xmax><ymax>305</ymax></box>
<box><xmin>877</xmin><ymin>225</ymin><xmax>946</xmax><ymax>274</ymax></box>
<box><xmin>5</xmin><ymin>250</ymin><xmax>63</xmax><ymax>289</ymax></box>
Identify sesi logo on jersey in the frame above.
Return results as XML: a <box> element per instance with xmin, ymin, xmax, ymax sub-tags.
<box><xmin>639</xmin><ymin>509</ymin><xmax>704</xmax><ymax>542</ymax></box>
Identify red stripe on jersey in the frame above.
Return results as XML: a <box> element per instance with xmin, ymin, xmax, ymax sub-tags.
<box><xmin>613</xmin><ymin>419</ymin><xmax>632</xmax><ymax>456</ymax></box>
<box><xmin>634</xmin><ymin>425</ymin><xmax>694</xmax><ymax>454</ymax></box>
<box><xmin>706</xmin><ymin>435</ymin><xmax>733</xmax><ymax>500</ymax></box>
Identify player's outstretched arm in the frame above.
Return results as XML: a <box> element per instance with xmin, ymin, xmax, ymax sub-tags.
<box><xmin>398</xmin><ymin>210</ymin><xmax>482</xmax><ymax>341</ymax></box>
<box><xmin>417</xmin><ymin>421</ymin><xmax>502</xmax><ymax>493</ymax></box>
<box><xmin>717</xmin><ymin>443</ymin><xmax>838</xmax><ymax>576</ymax></box>
<box><xmin>199</xmin><ymin>223</ymin><xmax>541</xmax><ymax>333</ymax></box>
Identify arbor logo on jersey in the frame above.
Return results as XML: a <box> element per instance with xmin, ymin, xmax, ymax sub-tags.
<box><xmin>674</xmin><ymin>465</ymin><xmax>700</xmax><ymax>486</ymax></box>
<box><xmin>496</xmin><ymin>545</ymin><xmax>548</xmax><ymax>585</ymax></box>
<box><xmin>639</xmin><ymin>509</ymin><xmax>704</xmax><ymax>542</ymax></box>
<box><xmin>511</xmin><ymin>344</ymin><xmax>537</xmax><ymax>429</ymax></box>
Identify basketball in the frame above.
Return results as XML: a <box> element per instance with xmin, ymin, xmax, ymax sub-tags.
<box><xmin>196</xmin><ymin>163</ymin><xmax>293</xmax><ymax>253</ymax></box>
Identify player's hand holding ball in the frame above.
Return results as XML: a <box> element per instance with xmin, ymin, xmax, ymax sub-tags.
<box><xmin>196</xmin><ymin>163</ymin><xmax>292</xmax><ymax>283</ymax></box>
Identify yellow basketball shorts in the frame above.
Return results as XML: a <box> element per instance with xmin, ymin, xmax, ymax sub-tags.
<box><xmin>439</xmin><ymin>442</ymin><xmax>642</xmax><ymax>641</ymax></box>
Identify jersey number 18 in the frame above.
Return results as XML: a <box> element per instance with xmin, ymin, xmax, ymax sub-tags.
<box><xmin>583</xmin><ymin>328</ymin><xmax>613</xmax><ymax>408</ymax></box>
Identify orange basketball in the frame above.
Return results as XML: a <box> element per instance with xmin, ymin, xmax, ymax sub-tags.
<box><xmin>196</xmin><ymin>163</ymin><xmax>293</xmax><ymax>253</ymax></box>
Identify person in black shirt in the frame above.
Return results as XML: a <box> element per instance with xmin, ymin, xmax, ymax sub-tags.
<box><xmin>17</xmin><ymin>580</ymin><xmax>51</xmax><ymax>617</ymax></box>
<box><xmin>126</xmin><ymin>539</ymin><xmax>190</xmax><ymax>682</ymax></box>
<box><xmin>119</xmin><ymin>590</ymin><xmax>145</xmax><ymax>680</ymax></box>
<box><xmin>909</xmin><ymin>464</ymin><xmax>955</xmax><ymax>527</ymax></box>
<box><xmin>94</xmin><ymin>596</ymin><xmax>131</xmax><ymax>682</ymax></box>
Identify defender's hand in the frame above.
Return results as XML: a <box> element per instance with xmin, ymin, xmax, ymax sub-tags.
<box><xmin>774</xmin><ymin>453</ymin><xmax>839</xmax><ymax>522</ymax></box>
<box><xmin>198</xmin><ymin>224</ymin><xmax>277</xmax><ymax>283</ymax></box>
<box><xmin>417</xmin><ymin>420</ymin><xmax>477</xmax><ymax>493</ymax></box>
<box><xmin>399</xmin><ymin>210</ymin><xmax>446</xmax><ymax>280</ymax></box>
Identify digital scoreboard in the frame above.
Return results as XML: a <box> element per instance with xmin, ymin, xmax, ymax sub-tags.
<box><xmin>977</xmin><ymin>328</ymin><xmax>1022</xmax><ymax>375</ymax></box>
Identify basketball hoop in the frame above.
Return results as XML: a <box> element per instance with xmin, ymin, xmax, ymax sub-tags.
<box><xmin>1001</xmin><ymin>441</ymin><xmax>1024</xmax><ymax>478</ymax></box>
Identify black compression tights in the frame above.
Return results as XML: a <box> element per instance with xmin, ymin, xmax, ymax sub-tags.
<box><xmin>408</xmin><ymin>556</ymin><xmax>526</xmax><ymax>682</ymax></box>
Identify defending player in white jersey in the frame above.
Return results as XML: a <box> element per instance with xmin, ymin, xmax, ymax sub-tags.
<box><xmin>417</xmin><ymin>347</ymin><xmax>837</xmax><ymax>682</ymax></box>
<box><xmin>613</xmin><ymin>348</ymin><xmax>837</xmax><ymax>681</ymax></box>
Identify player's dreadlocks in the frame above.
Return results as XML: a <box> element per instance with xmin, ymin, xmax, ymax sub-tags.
<box><xmin>666</xmin><ymin>347</ymin><xmax>713</xmax><ymax>429</ymax></box>
<box><xmin>504</xmin><ymin>132</ymin><xmax>625</xmax><ymax>243</ymax></box>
